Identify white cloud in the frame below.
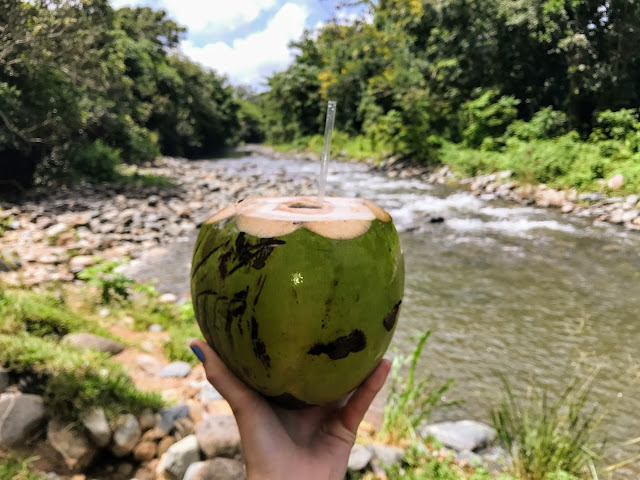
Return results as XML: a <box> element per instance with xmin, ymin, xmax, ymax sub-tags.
<box><xmin>110</xmin><ymin>0</ymin><xmax>279</xmax><ymax>34</ymax></box>
<box><xmin>182</xmin><ymin>3</ymin><xmax>308</xmax><ymax>87</ymax></box>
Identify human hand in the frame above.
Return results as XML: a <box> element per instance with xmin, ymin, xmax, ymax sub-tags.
<box><xmin>190</xmin><ymin>339</ymin><xmax>391</xmax><ymax>480</ymax></box>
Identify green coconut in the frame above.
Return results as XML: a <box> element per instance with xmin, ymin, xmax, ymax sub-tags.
<box><xmin>190</xmin><ymin>196</ymin><xmax>404</xmax><ymax>407</ymax></box>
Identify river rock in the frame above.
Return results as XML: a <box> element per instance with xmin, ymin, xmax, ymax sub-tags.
<box><xmin>159</xmin><ymin>293</ymin><xmax>178</xmax><ymax>304</ymax></box>
<box><xmin>0</xmin><ymin>393</ymin><xmax>46</xmax><ymax>446</ymax></box>
<box><xmin>63</xmin><ymin>333</ymin><xmax>124</xmax><ymax>355</ymax></box>
<box><xmin>159</xmin><ymin>361</ymin><xmax>192</xmax><ymax>378</ymax></box>
<box><xmin>137</xmin><ymin>354</ymin><xmax>164</xmax><ymax>375</ymax></box>
<box><xmin>421</xmin><ymin>420</ymin><xmax>496</xmax><ymax>452</ymax></box>
<box><xmin>199</xmin><ymin>383</ymin><xmax>223</xmax><ymax>404</ymax></box>
<box><xmin>174</xmin><ymin>417</ymin><xmax>195</xmax><ymax>440</ymax></box>
<box><xmin>608</xmin><ymin>174</ymin><xmax>624</xmax><ymax>190</ymax></box>
<box><xmin>158</xmin><ymin>405</ymin><xmax>191</xmax><ymax>433</ymax></box>
<box><xmin>0</xmin><ymin>250</ymin><xmax>21</xmax><ymax>272</ymax></box>
<box><xmin>367</xmin><ymin>443</ymin><xmax>404</xmax><ymax>467</ymax></box>
<box><xmin>196</xmin><ymin>415</ymin><xmax>241</xmax><ymax>458</ymax></box>
<box><xmin>81</xmin><ymin>407</ymin><xmax>111</xmax><ymax>447</ymax></box>
<box><xmin>348</xmin><ymin>443</ymin><xmax>373</xmax><ymax>471</ymax></box>
<box><xmin>157</xmin><ymin>434</ymin><xmax>200</xmax><ymax>480</ymax></box>
<box><xmin>158</xmin><ymin>436</ymin><xmax>176</xmax><ymax>457</ymax></box>
<box><xmin>46</xmin><ymin>223</ymin><xmax>68</xmax><ymax>237</ymax></box>
<box><xmin>47</xmin><ymin>418</ymin><xmax>97</xmax><ymax>471</ymax></box>
<box><xmin>455</xmin><ymin>449</ymin><xmax>483</xmax><ymax>465</ymax></box>
<box><xmin>578</xmin><ymin>192</ymin><xmax>606</xmax><ymax>202</ymax></box>
<box><xmin>112</xmin><ymin>414</ymin><xmax>142</xmax><ymax>457</ymax></box>
<box><xmin>69</xmin><ymin>255</ymin><xmax>97</xmax><ymax>273</ymax></box>
<box><xmin>185</xmin><ymin>458</ymin><xmax>246</xmax><ymax>480</ymax></box>
<box><xmin>134</xmin><ymin>441</ymin><xmax>158</xmax><ymax>462</ymax></box>
<box><xmin>138</xmin><ymin>409</ymin><xmax>157</xmax><ymax>431</ymax></box>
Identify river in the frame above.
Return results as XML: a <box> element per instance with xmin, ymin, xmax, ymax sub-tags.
<box><xmin>127</xmin><ymin>152</ymin><xmax>640</xmax><ymax>476</ymax></box>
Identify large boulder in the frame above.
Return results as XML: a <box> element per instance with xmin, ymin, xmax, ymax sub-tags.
<box><xmin>0</xmin><ymin>393</ymin><xmax>46</xmax><ymax>447</ymax></box>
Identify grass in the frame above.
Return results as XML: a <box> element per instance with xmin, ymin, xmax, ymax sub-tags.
<box><xmin>490</xmin><ymin>377</ymin><xmax>603</xmax><ymax>480</ymax></box>
<box><xmin>123</xmin><ymin>289</ymin><xmax>202</xmax><ymax>364</ymax></box>
<box><xmin>272</xmin><ymin>130</ymin><xmax>392</xmax><ymax>163</ymax></box>
<box><xmin>440</xmin><ymin>136</ymin><xmax>640</xmax><ymax>194</ymax></box>
<box><xmin>0</xmin><ymin>332</ymin><xmax>163</xmax><ymax>420</ymax></box>
<box><xmin>378</xmin><ymin>331</ymin><xmax>455</xmax><ymax>445</ymax></box>
<box><xmin>0</xmin><ymin>454</ymin><xmax>44</xmax><ymax>480</ymax></box>
<box><xmin>0</xmin><ymin>289</ymin><xmax>116</xmax><ymax>340</ymax></box>
<box><xmin>113</xmin><ymin>164</ymin><xmax>177</xmax><ymax>189</ymax></box>
<box><xmin>0</xmin><ymin>283</ymin><xmax>163</xmax><ymax>421</ymax></box>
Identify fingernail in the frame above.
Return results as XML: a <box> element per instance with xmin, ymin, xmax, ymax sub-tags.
<box><xmin>190</xmin><ymin>345</ymin><xmax>205</xmax><ymax>363</ymax></box>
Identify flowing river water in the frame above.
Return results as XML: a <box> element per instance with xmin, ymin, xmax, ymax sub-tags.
<box><xmin>128</xmin><ymin>153</ymin><xmax>640</xmax><ymax>476</ymax></box>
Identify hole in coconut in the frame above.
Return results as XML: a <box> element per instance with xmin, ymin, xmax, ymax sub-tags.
<box><xmin>287</xmin><ymin>202</ymin><xmax>322</xmax><ymax>209</ymax></box>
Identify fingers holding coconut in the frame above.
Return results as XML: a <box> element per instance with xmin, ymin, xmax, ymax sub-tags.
<box><xmin>340</xmin><ymin>358</ymin><xmax>391</xmax><ymax>434</ymax></box>
<box><xmin>190</xmin><ymin>339</ymin><xmax>262</xmax><ymax>413</ymax></box>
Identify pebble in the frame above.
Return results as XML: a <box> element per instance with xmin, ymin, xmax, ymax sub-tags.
<box><xmin>158</xmin><ymin>405</ymin><xmax>190</xmax><ymax>433</ymax></box>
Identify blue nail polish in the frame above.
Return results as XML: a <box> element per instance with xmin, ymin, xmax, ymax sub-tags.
<box><xmin>191</xmin><ymin>345</ymin><xmax>205</xmax><ymax>363</ymax></box>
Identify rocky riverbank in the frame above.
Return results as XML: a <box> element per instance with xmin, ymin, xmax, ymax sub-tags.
<box><xmin>254</xmin><ymin>144</ymin><xmax>640</xmax><ymax>232</ymax></box>
<box><xmin>0</xmin><ymin>155</ymin><xmax>316</xmax><ymax>286</ymax></box>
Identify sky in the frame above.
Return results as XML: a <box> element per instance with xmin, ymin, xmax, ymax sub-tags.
<box><xmin>109</xmin><ymin>0</ymin><xmax>360</xmax><ymax>90</ymax></box>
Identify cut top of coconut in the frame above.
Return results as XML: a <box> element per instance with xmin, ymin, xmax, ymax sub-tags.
<box><xmin>205</xmin><ymin>196</ymin><xmax>392</xmax><ymax>240</ymax></box>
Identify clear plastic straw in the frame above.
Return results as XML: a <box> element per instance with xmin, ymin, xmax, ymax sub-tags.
<box><xmin>317</xmin><ymin>100</ymin><xmax>337</xmax><ymax>203</ymax></box>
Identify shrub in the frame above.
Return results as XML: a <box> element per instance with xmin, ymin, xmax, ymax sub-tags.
<box><xmin>591</xmin><ymin>109</ymin><xmax>640</xmax><ymax>141</ymax></box>
<box><xmin>461</xmin><ymin>91</ymin><xmax>520</xmax><ymax>148</ymax></box>
<box><xmin>70</xmin><ymin>140</ymin><xmax>122</xmax><ymax>182</ymax></box>
<box><xmin>507</xmin><ymin>108</ymin><xmax>570</xmax><ymax>141</ymax></box>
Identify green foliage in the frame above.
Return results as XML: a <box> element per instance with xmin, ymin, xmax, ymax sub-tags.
<box><xmin>507</xmin><ymin>108</ymin><xmax>570</xmax><ymax>141</ymax></box>
<box><xmin>127</xmin><ymin>294</ymin><xmax>202</xmax><ymax>363</ymax></box>
<box><xmin>490</xmin><ymin>378</ymin><xmax>603</xmax><ymax>480</ymax></box>
<box><xmin>380</xmin><ymin>445</ymin><xmax>495</xmax><ymax>480</ymax></box>
<box><xmin>0</xmin><ymin>289</ymin><xmax>114</xmax><ymax>339</ymax></box>
<box><xmin>590</xmin><ymin>109</ymin><xmax>640</xmax><ymax>142</ymax></box>
<box><xmin>0</xmin><ymin>332</ymin><xmax>163</xmax><ymax>420</ymax></box>
<box><xmin>69</xmin><ymin>140</ymin><xmax>123</xmax><ymax>182</ymax></box>
<box><xmin>461</xmin><ymin>91</ymin><xmax>520</xmax><ymax>149</ymax></box>
<box><xmin>77</xmin><ymin>259</ymin><xmax>134</xmax><ymax>304</ymax></box>
<box><xmin>1</xmin><ymin>1</ymin><xmax>245</xmax><ymax>188</ymax></box>
<box><xmin>379</xmin><ymin>331</ymin><xmax>455</xmax><ymax>444</ymax></box>
<box><xmin>0</xmin><ymin>454</ymin><xmax>44</xmax><ymax>480</ymax></box>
